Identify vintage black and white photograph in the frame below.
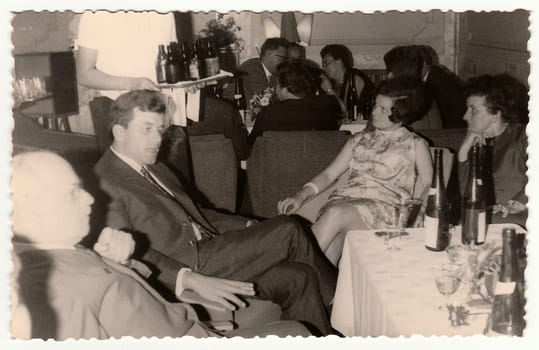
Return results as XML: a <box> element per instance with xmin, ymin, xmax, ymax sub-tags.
<box><xmin>1</xmin><ymin>1</ymin><xmax>537</xmax><ymax>349</ymax></box>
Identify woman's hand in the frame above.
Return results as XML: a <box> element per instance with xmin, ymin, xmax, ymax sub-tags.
<box><xmin>493</xmin><ymin>200</ymin><xmax>526</xmax><ymax>217</ymax></box>
<box><xmin>320</xmin><ymin>74</ymin><xmax>335</xmax><ymax>95</ymax></box>
<box><xmin>458</xmin><ymin>129</ymin><xmax>484</xmax><ymax>162</ymax></box>
<box><xmin>278</xmin><ymin>195</ymin><xmax>305</xmax><ymax>215</ymax></box>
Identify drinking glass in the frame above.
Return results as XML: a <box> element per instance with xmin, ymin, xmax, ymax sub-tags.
<box><xmin>384</xmin><ymin>205</ymin><xmax>405</xmax><ymax>251</ymax></box>
<box><xmin>433</xmin><ymin>263</ymin><xmax>462</xmax><ymax>309</ymax></box>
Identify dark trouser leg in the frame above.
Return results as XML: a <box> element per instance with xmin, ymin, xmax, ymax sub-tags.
<box><xmin>254</xmin><ymin>261</ymin><xmax>332</xmax><ymax>336</ymax></box>
<box><xmin>196</xmin><ymin>215</ymin><xmax>337</xmax><ymax>307</ymax></box>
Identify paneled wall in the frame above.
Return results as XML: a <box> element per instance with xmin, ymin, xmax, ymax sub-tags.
<box><xmin>456</xmin><ymin>10</ymin><xmax>530</xmax><ymax>84</ymax></box>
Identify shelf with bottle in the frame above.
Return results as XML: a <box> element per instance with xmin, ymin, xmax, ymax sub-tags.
<box><xmin>157</xmin><ymin>70</ymin><xmax>234</xmax><ymax>89</ymax></box>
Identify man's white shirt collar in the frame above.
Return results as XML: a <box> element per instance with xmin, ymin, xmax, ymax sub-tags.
<box><xmin>261</xmin><ymin>61</ymin><xmax>272</xmax><ymax>81</ymax></box>
<box><xmin>110</xmin><ymin>146</ymin><xmax>144</xmax><ymax>175</ymax></box>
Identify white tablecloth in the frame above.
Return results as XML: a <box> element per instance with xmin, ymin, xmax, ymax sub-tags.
<box><xmin>330</xmin><ymin>223</ymin><xmax>524</xmax><ymax>337</ymax></box>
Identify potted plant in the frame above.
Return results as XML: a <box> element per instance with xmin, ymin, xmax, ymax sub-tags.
<box><xmin>199</xmin><ymin>14</ymin><xmax>244</xmax><ymax>72</ymax></box>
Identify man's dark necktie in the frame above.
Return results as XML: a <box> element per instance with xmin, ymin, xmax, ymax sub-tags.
<box><xmin>140</xmin><ymin>166</ymin><xmax>215</xmax><ymax>239</ymax></box>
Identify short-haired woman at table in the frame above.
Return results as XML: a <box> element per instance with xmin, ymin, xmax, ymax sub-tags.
<box><xmin>458</xmin><ymin>74</ymin><xmax>528</xmax><ymax>227</ymax></box>
<box><xmin>278</xmin><ymin>78</ymin><xmax>433</xmax><ymax>265</ymax></box>
<box><xmin>320</xmin><ymin>44</ymin><xmax>375</xmax><ymax>120</ymax></box>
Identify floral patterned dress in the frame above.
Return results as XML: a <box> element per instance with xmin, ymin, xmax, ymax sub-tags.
<box><xmin>319</xmin><ymin>127</ymin><xmax>419</xmax><ymax>229</ymax></box>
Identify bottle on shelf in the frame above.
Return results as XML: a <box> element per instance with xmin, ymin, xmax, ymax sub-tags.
<box><xmin>204</xmin><ymin>39</ymin><xmax>221</xmax><ymax>77</ymax></box>
<box><xmin>490</xmin><ymin>227</ymin><xmax>525</xmax><ymax>336</ymax></box>
<box><xmin>345</xmin><ymin>70</ymin><xmax>359</xmax><ymax>122</ymax></box>
<box><xmin>462</xmin><ymin>143</ymin><xmax>487</xmax><ymax>245</ymax></box>
<box><xmin>165</xmin><ymin>43</ymin><xmax>181</xmax><ymax>84</ymax></box>
<box><xmin>177</xmin><ymin>40</ymin><xmax>191</xmax><ymax>82</ymax></box>
<box><xmin>189</xmin><ymin>40</ymin><xmax>201</xmax><ymax>80</ymax></box>
<box><xmin>424</xmin><ymin>148</ymin><xmax>450</xmax><ymax>251</ymax></box>
<box><xmin>155</xmin><ymin>44</ymin><xmax>167</xmax><ymax>84</ymax></box>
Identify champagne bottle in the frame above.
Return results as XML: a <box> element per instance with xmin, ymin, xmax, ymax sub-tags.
<box><xmin>189</xmin><ymin>40</ymin><xmax>201</xmax><ymax>80</ymax></box>
<box><xmin>462</xmin><ymin>144</ymin><xmax>487</xmax><ymax>245</ymax></box>
<box><xmin>204</xmin><ymin>39</ymin><xmax>221</xmax><ymax>77</ymax></box>
<box><xmin>345</xmin><ymin>70</ymin><xmax>359</xmax><ymax>121</ymax></box>
<box><xmin>165</xmin><ymin>43</ymin><xmax>181</xmax><ymax>84</ymax></box>
<box><xmin>155</xmin><ymin>44</ymin><xmax>167</xmax><ymax>84</ymax></box>
<box><xmin>490</xmin><ymin>228</ymin><xmax>525</xmax><ymax>336</ymax></box>
<box><xmin>424</xmin><ymin>148</ymin><xmax>450</xmax><ymax>251</ymax></box>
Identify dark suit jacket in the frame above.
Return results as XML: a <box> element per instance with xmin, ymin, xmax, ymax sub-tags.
<box><xmin>15</xmin><ymin>245</ymin><xmax>211</xmax><ymax>340</ymax></box>
<box><xmin>223</xmin><ymin>58</ymin><xmax>270</xmax><ymax>105</ymax></box>
<box><xmin>426</xmin><ymin>65</ymin><xmax>467</xmax><ymax>129</ymax></box>
<box><xmin>94</xmin><ymin>149</ymin><xmax>248</xmax><ymax>290</ymax></box>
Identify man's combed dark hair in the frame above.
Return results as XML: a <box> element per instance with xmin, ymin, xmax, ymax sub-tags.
<box><xmin>110</xmin><ymin>90</ymin><xmax>168</xmax><ymax>128</ymax></box>
<box><xmin>260</xmin><ymin>37</ymin><xmax>289</xmax><ymax>57</ymax></box>
<box><xmin>376</xmin><ymin>77</ymin><xmax>431</xmax><ymax>125</ymax></box>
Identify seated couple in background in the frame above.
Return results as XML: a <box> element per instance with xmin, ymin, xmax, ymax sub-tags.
<box><xmin>248</xmin><ymin>60</ymin><xmax>341</xmax><ymax>154</ymax></box>
<box><xmin>11</xmin><ymin>151</ymin><xmax>310</xmax><ymax>339</ymax></box>
<box><xmin>36</xmin><ymin>89</ymin><xmax>335</xmax><ymax>338</ymax></box>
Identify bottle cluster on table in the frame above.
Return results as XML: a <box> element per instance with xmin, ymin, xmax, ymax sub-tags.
<box><xmin>462</xmin><ymin>143</ymin><xmax>488</xmax><ymax>245</ymax></box>
<box><xmin>424</xmin><ymin>148</ymin><xmax>450</xmax><ymax>251</ymax></box>
<box><xmin>156</xmin><ymin>38</ymin><xmax>221</xmax><ymax>84</ymax></box>
<box><xmin>490</xmin><ymin>227</ymin><xmax>525</xmax><ymax>336</ymax></box>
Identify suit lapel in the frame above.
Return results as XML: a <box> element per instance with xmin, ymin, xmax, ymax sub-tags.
<box><xmin>100</xmin><ymin>150</ymin><xmax>215</xmax><ymax>233</ymax></box>
<box><xmin>149</xmin><ymin>163</ymin><xmax>215</xmax><ymax>231</ymax></box>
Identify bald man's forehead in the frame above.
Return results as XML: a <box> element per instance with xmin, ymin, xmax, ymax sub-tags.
<box><xmin>13</xmin><ymin>153</ymin><xmax>80</xmax><ymax>197</ymax></box>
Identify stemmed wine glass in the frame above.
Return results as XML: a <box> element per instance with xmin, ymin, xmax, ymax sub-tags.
<box><xmin>433</xmin><ymin>263</ymin><xmax>462</xmax><ymax>310</ymax></box>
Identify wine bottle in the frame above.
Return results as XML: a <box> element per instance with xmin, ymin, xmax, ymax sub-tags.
<box><xmin>204</xmin><ymin>39</ymin><xmax>221</xmax><ymax>77</ymax></box>
<box><xmin>165</xmin><ymin>43</ymin><xmax>181</xmax><ymax>84</ymax></box>
<box><xmin>178</xmin><ymin>40</ymin><xmax>191</xmax><ymax>82</ymax></box>
<box><xmin>462</xmin><ymin>143</ymin><xmax>487</xmax><ymax>245</ymax></box>
<box><xmin>424</xmin><ymin>148</ymin><xmax>450</xmax><ymax>251</ymax></box>
<box><xmin>189</xmin><ymin>40</ymin><xmax>201</xmax><ymax>80</ymax></box>
<box><xmin>155</xmin><ymin>44</ymin><xmax>167</xmax><ymax>84</ymax></box>
<box><xmin>490</xmin><ymin>228</ymin><xmax>525</xmax><ymax>336</ymax></box>
<box><xmin>345</xmin><ymin>70</ymin><xmax>359</xmax><ymax>121</ymax></box>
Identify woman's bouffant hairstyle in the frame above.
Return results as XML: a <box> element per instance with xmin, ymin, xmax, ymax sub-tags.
<box><xmin>464</xmin><ymin>74</ymin><xmax>529</xmax><ymax>124</ymax></box>
<box><xmin>376</xmin><ymin>77</ymin><xmax>431</xmax><ymax>125</ymax></box>
<box><xmin>275</xmin><ymin>60</ymin><xmax>316</xmax><ymax>98</ymax></box>
<box><xmin>320</xmin><ymin>44</ymin><xmax>354</xmax><ymax>69</ymax></box>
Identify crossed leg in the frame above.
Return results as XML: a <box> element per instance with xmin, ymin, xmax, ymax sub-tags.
<box><xmin>312</xmin><ymin>203</ymin><xmax>369</xmax><ymax>266</ymax></box>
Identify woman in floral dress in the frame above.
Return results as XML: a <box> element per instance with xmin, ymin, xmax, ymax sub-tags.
<box><xmin>278</xmin><ymin>77</ymin><xmax>433</xmax><ymax>265</ymax></box>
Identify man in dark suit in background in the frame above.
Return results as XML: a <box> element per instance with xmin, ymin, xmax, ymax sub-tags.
<box><xmin>224</xmin><ymin>37</ymin><xmax>289</xmax><ymax>104</ymax></box>
<box><xmin>93</xmin><ymin>90</ymin><xmax>337</xmax><ymax>336</ymax></box>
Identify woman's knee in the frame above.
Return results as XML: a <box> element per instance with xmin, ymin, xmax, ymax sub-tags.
<box><xmin>319</xmin><ymin>204</ymin><xmax>358</xmax><ymax>226</ymax></box>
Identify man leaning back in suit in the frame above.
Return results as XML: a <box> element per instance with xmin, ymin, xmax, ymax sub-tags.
<box><xmin>11</xmin><ymin>151</ymin><xmax>311</xmax><ymax>339</ymax></box>
<box><xmin>93</xmin><ymin>90</ymin><xmax>338</xmax><ymax>336</ymax></box>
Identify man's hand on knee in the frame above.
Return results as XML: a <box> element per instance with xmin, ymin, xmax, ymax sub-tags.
<box><xmin>182</xmin><ymin>271</ymin><xmax>256</xmax><ymax>311</ymax></box>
